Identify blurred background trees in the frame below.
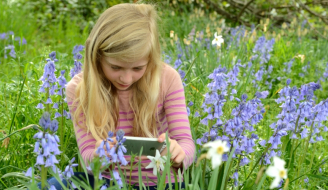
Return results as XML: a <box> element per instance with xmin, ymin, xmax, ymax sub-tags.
<box><xmin>11</xmin><ymin>0</ymin><xmax>328</xmax><ymax>39</ymax></box>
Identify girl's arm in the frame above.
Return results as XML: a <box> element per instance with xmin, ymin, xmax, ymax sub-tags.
<box><xmin>66</xmin><ymin>77</ymin><xmax>97</xmax><ymax>166</ymax></box>
<box><xmin>160</xmin><ymin>66</ymin><xmax>196</xmax><ymax>169</ymax></box>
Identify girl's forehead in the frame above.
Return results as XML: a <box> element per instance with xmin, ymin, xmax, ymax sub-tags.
<box><xmin>102</xmin><ymin>56</ymin><xmax>149</xmax><ymax>67</ymax></box>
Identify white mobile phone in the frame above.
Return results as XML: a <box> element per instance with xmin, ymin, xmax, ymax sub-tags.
<box><xmin>123</xmin><ymin>136</ymin><xmax>166</xmax><ymax>156</ymax></box>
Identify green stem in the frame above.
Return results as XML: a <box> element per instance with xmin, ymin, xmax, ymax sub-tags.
<box><xmin>203</xmin><ymin>119</ymin><xmax>213</xmax><ymax>183</ymax></box>
<box><xmin>0</xmin><ymin>124</ymin><xmax>39</xmax><ymax>141</ymax></box>
<box><xmin>239</xmin><ymin>144</ymin><xmax>271</xmax><ymax>189</ymax></box>
<box><xmin>60</xmin><ymin>90</ymin><xmax>65</xmax><ymax>165</ymax></box>
<box><xmin>41</xmin><ymin>165</ymin><xmax>48</xmax><ymax>190</ymax></box>
<box><xmin>8</xmin><ymin>76</ymin><xmax>26</xmax><ymax>134</ymax></box>
<box><xmin>308</xmin><ymin>143</ymin><xmax>316</xmax><ymax>171</ymax></box>
<box><xmin>46</xmin><ymin>89</ymin><xmax>50</xmax><ymax>112</ymax></box>
<box><xmin>297</xmin><ymin>116</ymin><xmax>316</xmax><ymax>177</ymax></box>
<box><xmin>288</xmin><ymin>115</ymin><xmax>300</xmax><ymax>168</ymax></box>
<box><xmin>202</xmin><ymin>159</ymin><xmax>207</xmax><ymax>183</ymax></box>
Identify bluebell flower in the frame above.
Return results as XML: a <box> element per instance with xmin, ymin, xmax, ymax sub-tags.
<box><xmin>36</xmin><ymin>103</ymin><xmax>44</xmax><ymax>109</ymax></box>
<box><xmin>70</xmin><ymin>60</ymin><xmax>83</xmax><ymax>78</ymax></box>
<box><xmin>174</xmin><ymin>54</ymin><xmax>183</xmax><ymax>69</ymax></box>
<box><xmin>96</xmin><ymin>141</ymin><xmax>107</xmax><ymax>158</ymax></box>
<box><xmin>4</xmin><ymin>45</ymin><xmax>16</xmax><ymax>58</ymax></box>
<box><xmin>57</xmin><ymin>70</ymin><xmax>67</xmax><ymax>89</ymax></box>
<box><xmin>0</xmin><ymin>32</ymin><xmax>6</xmax><ymax>39</ymax></box>
<box><xmin>178</xmin><ymin>69</ymin><xmax>186</xmax><ymax>79</ymax></box>
<box><xmin>111</xmin><ymin>170</ymin><xmax>123</xmax><ymax>188</ymax></box>
<box><xmin>63</xmin><ymin>110</ymin><xmax>71</xmax><ymax>120</ymax></box>
<box><xmin>53</xmin><ymin>103</ymin><xmax>59</xmax><ymax>109</ymax></box>
<box><xmin>232</xmin><ymin>171</ymin><xmax>238</xmax><ymax>187</ymax></box>
<box><xmin>24</xmin><ymin>167</ymin><xmax>33</xmax><ymax>177</ymax></box>
<box><xmin>72</xmin><ymin>45</ymin><xmax>84</xmax><ymax>54</ymax></box>
<box><xmin>252</xmin><ymin>36</ymin><xmax>275</xmax><ymax>64</ymax></box>
<box><xmin>240</xmin><ymin>157</ymin><xmax>249</xmax><ymax>166</ymax></box>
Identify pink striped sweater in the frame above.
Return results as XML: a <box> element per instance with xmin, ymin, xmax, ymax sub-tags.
<box><xmin>66</xmin><ymin>63</ymin><xmax>195</xmax><ymax>186</ymax></box>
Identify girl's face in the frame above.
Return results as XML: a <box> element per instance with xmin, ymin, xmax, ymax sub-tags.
<box><xmin>100</xmin><ymin>56</ymin><xmax>149</xmax><ymax>91</ymax></box>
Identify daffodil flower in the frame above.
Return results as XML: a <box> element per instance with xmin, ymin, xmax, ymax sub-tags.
<box><xmin>203</xmin><ymin>140</ymin><xmax>229</xmax><ymax>169</ymax></box>
<box><xmin>145</xmin><ymin>149</ymin><xmax>167</xmax><ymax>175</ymax></box>
<box><xmin>212</xmin><ymin>32</ymin><xmax>224</xmax><ymax>47</ymax></box>
<box><xmin>265</xmin><ymin>156</ymin><xmax>287</xmax><ymax>189</ymax></box>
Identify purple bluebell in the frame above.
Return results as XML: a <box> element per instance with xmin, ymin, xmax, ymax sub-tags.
<box><xmin>240</xmin><ymin>157</ymin><xmax>249</xmax><ymax>166</ymax></box>
<box><xmin>24</xmin><ymin>167</ymin><xmax>33</xmax><ymax>177</ymax></box>
<box><xmin>252</xmin><ymin>36</ymin><xmax>275</xmax><ymax>64</ymax></box>
<box><xmin>111</xmin><ymin>170</ymin><xmax>123</xmax><ymax>188</ymax></box>
<box><xmin>4</xmin><ymin>45</ymin><xmax>16</xmax><ymax>58</ymax></box>
<box><xmin>232</xmin><ymin>171</ymin><xmax>238</xmax><ymax>187</ymax></box>
<box><xmin>283</xmin><ymin>59</ymin><xmax>294</xmax><ymax>73</ymax></box>
<box><xmin>39</xmin><ymin>56</ymin><xmax>57</xmax><ymax>95</ymax></box>
<box><xmin>174</xmin><ymin>54</ymin><xmax>183</xmax><ymax>69</ymax></box>
<box><xmin>57</xmin><ymin>70</ymin><xmax>67</xmax><ymax>96</ymax></box>
<box><xmin>72</xmin><ymin>45</ymin><xmax>84</xmax><ymax>59</ymax></box>
<box><xmin>70</xmin><ymin>60</ymin><xmax>83</xmax><ymax>78</ymax></box>
<box><xmin>163</xmin><ymin>53</ymin><xmax>172</xmax><ymax>64</ymax></box>
<box><xmin>227</xmin><ymin>25</ymin><xmax>246</xmax><ymax>49</ymax></box>
<box><xmin>178</xmin><ymin>69</ymin><xmax>186</xmax><ymax>79</ymax></box>
<box><xmin>63</xmin><ymin>110</ymin><xmax>71</xmax><ymax>119</ymax></box>
<box><xmin>36</xmin><ymin>103</ymin><xmax>44</xmax><ymax>109</ymax></box>
<box><xmin>15</xmin><ymin>37</ymin><xmax>27</xmax><ymax>45</ymax></box>
<box><xmin>53</xmin><ymin>103</ymin><xmax>59</xmax><ymax>109</ymax></box>
<box><xmin>0</xmin><ymin>32</ymin><xmax>6</xmax><ymax>39</ymax></box>
<box><xmin>49</xmin><ymin>51</ymin><xmax>58</xmax><ymax>62</ymax></box>
<box><xmin>255</xmin><ymin>67</ymin><xmax>264</xmax><ymax>81</ymax></box>
<box><xmin>96</xmin><ymin>141</ymin><xmax>107</xmax><ymax>158</ymax></box>
<box><xmin>112</xmin><ymin>130</ymin><xmax>128</xmax><ymax>165</ymax></box>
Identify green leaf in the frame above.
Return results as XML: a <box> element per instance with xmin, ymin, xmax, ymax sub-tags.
<box><xmin>208</xmin><ymin>166</ymin><xmax>220</xmax><ymax>190</ymax></box>
<box><xmin>220</xmin><ymin>146</ymin><xmax>236</xmax><ymax>190</ymax></box>
<box><xmin>307</xmin><ymin>174</ymin><xmax>328</xmax><ymax>181</ymax></box>
<box><xmin>2</xmin><ymin>172</ymin><xmax>31</xmax><ymax>181</ymax></box>
<box><xmin>256</xmin><ymin>173</ymin><xmax>267</xmax><ymax>190</ymax></box>
<box><xmin>138</xmin><ymin>146</ymin><xmax>144</xmax><ymax>190</ymax></box>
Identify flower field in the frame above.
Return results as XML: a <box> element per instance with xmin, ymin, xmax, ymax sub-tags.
<box><xmin>1</xmin><ymin>1</ymin><xmax>328</xmax><ymax>189</ymax></box>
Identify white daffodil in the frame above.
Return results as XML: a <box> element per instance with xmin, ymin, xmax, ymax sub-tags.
<box><xmin>270</xmin><ymin>8</ymin><xmax>277</xmax><ymax>16</ymax></box>
<box><xmin>203</xmin><ymin>140</ymin><xmax>229</xmax><ymax>169</ymax></box>
<box><xmin>145</xmin><ymin>150</ymin><xmax>167</xmax><ymax>175</ymax></box>
<box><xmin>265</xmin><ymin>156</ymin><xmax>288</xmax><ymax>189</ymax></box>
<box><xmin>212</xmin><ymin>32</ymin><xmax>224</xmax><ymax>47</ymax></box>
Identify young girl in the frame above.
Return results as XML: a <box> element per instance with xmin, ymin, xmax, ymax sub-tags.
<box><xmin>65</xmin><ymin>3</ymin><xmax>195</xmax><ymax>189</ymax></box>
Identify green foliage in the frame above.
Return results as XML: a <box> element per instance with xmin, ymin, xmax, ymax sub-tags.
<box><xmin>1</xmin><ymin>0</ymin><xmax>328</xmax><ymax>189</ymax></box>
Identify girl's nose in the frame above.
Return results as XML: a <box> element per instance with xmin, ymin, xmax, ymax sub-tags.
<box><xmin>119</xmin><ymin>71</ymin><xmax>132</xmax><ymax>84</ymax></box>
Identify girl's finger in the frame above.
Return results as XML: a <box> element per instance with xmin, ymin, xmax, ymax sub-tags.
<box><xmin>158</xmin><ymin>133</ymin><xmax>166</xmax><ymax>142</ymax></box>
<box><xmin>173</xmin><ymin>151</ymin><xmax>185</xmax><ymax>164</ymax></box>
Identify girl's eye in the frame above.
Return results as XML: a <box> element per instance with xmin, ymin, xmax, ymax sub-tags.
<box><xmin>133</xmin><ymin>68</ymin><xmax>142</xmax><ymax>71</ymax></box>
<box><xmin>111</xmin><ymin>66</ymin><xmax>120</xmax><ymax>70</ymax></box>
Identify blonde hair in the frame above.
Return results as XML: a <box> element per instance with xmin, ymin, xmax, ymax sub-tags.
<box><xmin>73</xmin><ymin>3</ymin><xmax>163</xmax><ymax>141</ymax></box>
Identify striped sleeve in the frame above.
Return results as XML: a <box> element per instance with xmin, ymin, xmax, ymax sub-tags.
<box><xmin>163</xmin><ymin>67</ymin><xmax>195</xmax><ymax>169</ymax></box>
<box><xmin>66</xmin><ymin>74</ymin><xmax>96</xmax><ymax>166</ymax></box>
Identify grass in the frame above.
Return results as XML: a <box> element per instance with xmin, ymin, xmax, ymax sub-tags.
<box><xmin>1</xmin><ymin>0</ymin><xmax>328</xmax><ymax>189</ymax></box>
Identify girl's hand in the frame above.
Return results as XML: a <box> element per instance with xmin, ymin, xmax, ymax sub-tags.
<box><xmin>93</xmin><ymin>137</ymin><xmax>117</xmax><ymax>157</ymax></box>
<box><xmin>158</xmin><ymin>133</ymin><xmax>185</xmax><ymax>168</ymax></box>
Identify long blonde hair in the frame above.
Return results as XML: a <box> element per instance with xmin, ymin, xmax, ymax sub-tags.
<box><xmin>73</xmin><ymin>3</ymin><xmax>163</xmax><ymax>141</ymax></box>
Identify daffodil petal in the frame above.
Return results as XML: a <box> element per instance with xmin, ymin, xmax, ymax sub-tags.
<box><xmin>266</xmin><ymin>166</ymin><xmax>278</xmax><ymax>177</ymax></box>
<box><xmin>269</xmin><ymin>177</ymin><xmax>281</xmax><ymax>189</ymax></box>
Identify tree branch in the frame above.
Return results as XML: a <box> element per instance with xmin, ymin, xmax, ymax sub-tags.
<box><xmin>236</xmin><ymin>0</ymin><xmax>256</xmax><ymax>21</ymax></box>
<box><xmin>298</xmin><ymin>1</ymin><xmax>328</xmax><ymax>25</ymax></box>
<box><xmin>203</xmin><ymin>0</ymin><xmax>251</xmax><ymax>26</ymax></box>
